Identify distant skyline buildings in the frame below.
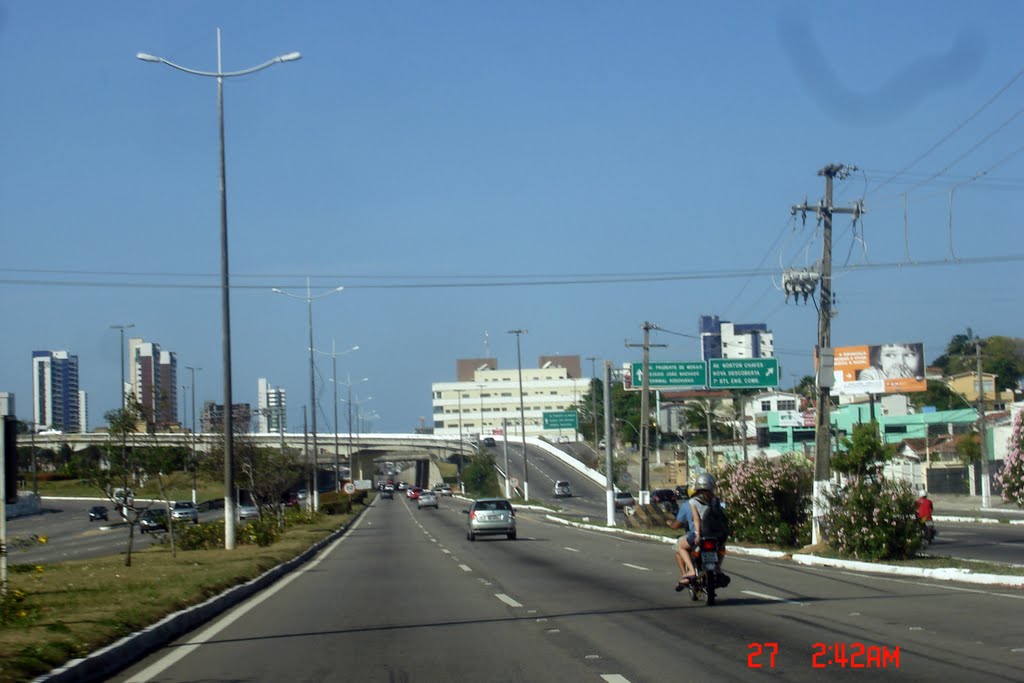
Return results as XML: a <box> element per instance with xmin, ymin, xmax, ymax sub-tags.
<box><xmin>257</xmin><ymin>378</ymin><xmax>287</xmax><ymax>434</ymax></box>
<box><xmin>699</xmin><ymin>315</ymin><xmax>775</xmax><ymax>361</ymax></box>
<box><xmin>31</xmin><ymin>350</ymin><xmax>85</xmax><ymax>433</ymax></box>
<box><xmin>128</xmin><ymin>336</ymin><xmax>177</xmax><ymax>430</ymax></box>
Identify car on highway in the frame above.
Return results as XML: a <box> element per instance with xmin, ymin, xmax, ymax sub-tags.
<box><xmin>408</xmin><ymin>487</ymin><xmax>422</xmax><ymax>500</ymax></box>
<box><xmin>553</xmin><ymin>481</ymin><xmax>572</xmax><ymax>498</ymax></box>
<box><xmin>463</xmin><ymin>498</ymin><xmax>516</xmax><ymax>541</ymax></box>
<box><xmin>482</xmin><ymin>437</ymin><xmax>497</xmax><ymax>447</ymax></box>
<box><xmin>557</xmin><ymin>435</ymin><xmax>571</xmax><ymax>443</ymax></box>
<box><xmin>433</xmin><ymin>484</ymin><xmax>453</xmax><ymax>497</ymax></box>
<box><xmin>88</xmin><ymin>505</ymin><xmax>109</xmax><ymax>522</ymax></box>
<box><xmin>237</xmin><ymin>503</ymin><xmax>259</xmax><ymax>520</ymax></box>
<box><xmin>380</xmin><ymin>488</ymin><xmax>394</xmax><ymax>500</ymax></box>
<box><xmin>170</xmin><ymin>500</ymin><xmax>199</xmax><ymax>524</ymax></box>
<box><xmin>139</xmin><ymin>508</ymin><xmax>167</xmax><ymax>534</ymax></box>
<box><xmin>418</xmin><ymin>490</ymin><xmax>439</xmax><ymax>509</ymax></box>
<box><xmin>614</xmin><ymin>490</ymin><xmax>636</xmax><ymax>510</ymax></box>
<box><xmin>650</xmin><ymin>489</ymin><xmax>679</xmax><ymax>514</ymax></box>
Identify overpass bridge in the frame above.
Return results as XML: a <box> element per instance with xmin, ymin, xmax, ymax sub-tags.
<box><xmin>18</xmin><ymin>431</ymin><xmax>477</xmax><ymax>480</ymax></box>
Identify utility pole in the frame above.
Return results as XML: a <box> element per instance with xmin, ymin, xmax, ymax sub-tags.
<box><xmin>976</xmin><ymin>340</ymin><xmax>991</xmax><ymax>508</ymax></box>
<box><xmin>792</xmin><ymin>164</ymin><xmax>863</xmax><ymax>545</ymax></box>
<box><xmin>603</xmin><ymin>360</ymin><xmax>615</xmax><ymax>526</ymax></box>
<box><xmin>625</xmin><ymin>322</ymin><xmax>666</xmax><ymax>504</ymax></box>
<box><xmin>586</xmin><ymin>356</ymin><xmax>599</xmax><ymax>454</ymax></box>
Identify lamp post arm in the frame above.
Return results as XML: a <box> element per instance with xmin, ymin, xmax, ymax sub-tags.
<box><xmin>137</xmin><ymin>53</ymin><xmax>301</xmax><ymax>79</ymax></box>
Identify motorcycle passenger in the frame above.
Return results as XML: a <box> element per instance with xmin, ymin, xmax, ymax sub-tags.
<box><xmin>667</xmin><ymin>474</ymin><xmax>718</xmax><ymax>591</ymax></box>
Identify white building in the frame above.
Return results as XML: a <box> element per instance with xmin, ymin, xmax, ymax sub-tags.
<box><xmin>257</xmin><ymin>378</ymin><xmax>287</xmax><ymax>434</ymax></box>
<box><xmin>432</xmin><ymin>355</ymin><xmax>588</xmax><ymax>439</ymax></box>
<box><xmin>699</xmin><ymin>315</ymin><xmax>774</xmax><ymax>360</ymax></box>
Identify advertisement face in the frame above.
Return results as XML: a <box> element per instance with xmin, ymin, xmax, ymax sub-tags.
<box><xmin>832</xmin><ymin>342</ymin><xmax>926</xmax><ymax>395</ymax></box>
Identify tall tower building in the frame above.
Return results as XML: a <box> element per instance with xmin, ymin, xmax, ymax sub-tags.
<box><xmin>699</xmin><ymin>315</ymin><xmax>774</xmax><ymax>360</ymax></box>
<box><xmin>257</xmin><ymin>378</ymin><xmax>287</xmax><ymax>434</ymax></box>
<box><xmin>128</xmin><ymin>337</ymin><xmax>178</xmax><ymax>429</ymax></box>
<box><xmin>31</xmin><ymin>350</ymin><xmax>82</xmax><ymax>432</ymax></box>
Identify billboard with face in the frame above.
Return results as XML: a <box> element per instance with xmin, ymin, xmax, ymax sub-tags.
<box><xmin>832</xmin><ymin>342</ymin><xmax>926</xmax><ymax>395</ymax></box>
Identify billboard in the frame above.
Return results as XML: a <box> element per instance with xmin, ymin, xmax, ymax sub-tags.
<box><xmin>832</xmin><ymin>342</ymin><xmax>926</xmax><ymax>395</ymax></box>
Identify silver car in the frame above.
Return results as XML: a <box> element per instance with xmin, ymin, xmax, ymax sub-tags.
<box><xmin>170</xmin><ymin>500</ymin><xmax>199</xmax><ymax>524</ymax></box>
<box><xmin>464</xmin><ymin>498</ymin><xmax>516</xmax><ymax>541</ymax></box>
<box><xmin>417</xmin><ymin>490</ymin><xmax>439</xmax><ymax>509</ymax></box>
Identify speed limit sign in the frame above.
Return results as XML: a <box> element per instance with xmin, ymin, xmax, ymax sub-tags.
<box><xmin>343</xmin><ymin>482</ymin><xmax>356</xmax><ymax>495</ymax></box>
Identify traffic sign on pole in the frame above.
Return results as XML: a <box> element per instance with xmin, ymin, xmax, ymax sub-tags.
<box><xmin>630</xmin><ymin>361</ymin><xmax>706</xmax><ymax>389</ymax></box>
<box><xmin>708</xmin><ymin>358</ymin><xmax>779</xmax><ymax>389</ymax></box>
<box><xmin>543</xmin><ymin>411</ymin><xmax>579</xmax><ymax>430</ymax></box>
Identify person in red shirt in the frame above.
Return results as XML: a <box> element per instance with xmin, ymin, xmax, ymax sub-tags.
<box><xmin>915</xmin><ymin>491</ymin><xmax>934</xmax><ymax>522</ymax></box>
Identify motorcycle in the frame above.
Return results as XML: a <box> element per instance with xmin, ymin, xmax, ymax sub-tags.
<box><xmin>688</xmin><ymin>536</ymin><xmax>731</xmax><ymax>606</ymax></box>
<box><xmin>921</xmin><ymin>519</ymin><xmax>937</xmax><ymax>545</ymax></box>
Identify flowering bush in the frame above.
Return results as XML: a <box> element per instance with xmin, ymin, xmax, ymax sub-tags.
<box><xmin>717</xmin><ymin>454</ymin><xmax>813</xmax><ymax>547</ymax></box>
<box><xmin>822</xmin><ymin>477</ymin><xmax>921</xmax><ymax>560</ymax></box>
<box><xmin>996</xmin><ymin>409</ymin><xmax>1024</xmax><ymax>507</ymax></box>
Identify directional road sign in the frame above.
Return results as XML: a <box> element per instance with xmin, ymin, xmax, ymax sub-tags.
<box><xmin>708</xmin><ymin>358</ymin><xmax>779</xmax><ymax>389</ymax></box>
<box><xmin>543</xmin><ymin>411</ymin><xmax>579</xmax><ymax>430</ymax></box>
<box><xmin>630</xmin><ymin>361</ymin><xmax>707</xmax><ymax>388</ymax></box>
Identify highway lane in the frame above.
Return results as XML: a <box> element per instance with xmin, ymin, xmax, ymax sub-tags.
<box><xmin>926</xmin><ymin>521</ymin><xmax>1024</xmax><ymax>566</ymax></box>
<box><xmin>112</xmin><ymin>494</ymin><xmax>1024</xmax><ymax>683</ymax></box>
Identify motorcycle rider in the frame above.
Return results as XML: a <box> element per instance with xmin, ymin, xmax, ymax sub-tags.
<box><xmin>667</xmin><ymin>473</ymin><xmax>720</xmax><ymax>591</ymax></box>
<box><xmin>915</xmin><ymin>490</ymin><xmax>934</xmax><ymax>522</ymax></box>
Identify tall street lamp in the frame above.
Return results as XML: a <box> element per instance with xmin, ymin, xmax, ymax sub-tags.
<box><xmin>273</xmin><ymin>279</ymin><xmax>344</xmax><ymax>511</ymax></box>
<box><xmin>316</xmin><ymin>341</ymin><xmax>358</xmax><ymax>491</ymax></box>
<box><xmin>186</xmin><ymin>366</ymin><xmax>202</xmax><ymax>504</ymax></box>
<box><xmin>138</xmin><ymin>30</ymin><xmax>301</xmax><ymax>549</ymax></box>
<box><xmin>110</xmin><ymin>324</ymin><xmax>135</xmax><ymax>408</ymax></box>
<box><xmin>110</xmin><ymin>323</ymin><xmax>134</xmax><ymax>514</ymax></box>
<box><xmin>508</xmin><ymin>329</ymin><xmax>529</xmax><ymax>501</ymax></box>
<box><xmin>341</xmin><ymin>381</ymin><xmax>370</xmax><ymax>479</ymax></box>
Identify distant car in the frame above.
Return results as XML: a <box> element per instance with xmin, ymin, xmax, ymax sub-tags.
<box><xmin>88</xmin><ymin>505</ymin><xmax>108</xmax><ymax>522</ymax></box>
<box><xmin>614</xmin><ymin>491</ymin><xmax>636</xmax><ymax>510</ymax></box>
<box><xmin>380</xmin><ymin>488</ymin><xmax>394</xmax><ymax>500</ymax></box>
<box><xmin>553</xmin><ymin>481</ymin><xmax>572</xmax><ymax>498</ymax></box>
<box><xmin>418</xmin><ymin>490</ymin><xmax>439</xmax><ymax>509</ymax></box>
<box><xmin>557</xmin><ymin>435</ymin><xmax>571</xmax><ymax>444</ymax></box>
<box><xmin>170</xmin><ymin>500</ymin><xmax>199</xmax><ymax>524</ymax></box>
<box><xmin>650</xmin><ymin>489</ymin><xmax>679</xmax><ymax>514</ymax></box>
<box><xmin>598</xmin><ymin>439</ymin><xmax>607</xmax><ymax>450</ymax></box>
<box><xmin>464</xmin><ymin>498</ymin><xmax>516</xmax><ymax>541</ymax></box>
<box><xmin>237</xmin><ymin>503</ymin><xmax>259</xmax><ymax>520</ymax></box>
<box><xmin>408</xmin><ymin>487</ymin><xmax>422</xmax><ymax>500</ymax></box>
<box><xmin>482</xmin><ymin>437</ymin><xmax>497</xmax><ymax>447</ymax></box>
<box><xmin>436</xmin><ymin>484</ymin><xmax>453</xmax><ymax>497</ymax></box>
<box><xmin>296</xmin><ymin>489</ymin><xmax>308</xmax><ymax>501</ymax></box>
<box><xmin>139</xmin><ymin>508</ymin><xmax>167</xmax><ymax>534</ymax></box>
<box><xmin>397</xmin><ymin>482</ymin><xmax>409</xmax><ymax>491</ymax></box>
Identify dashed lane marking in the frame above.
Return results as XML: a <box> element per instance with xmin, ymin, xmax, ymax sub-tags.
<box><xmin>495</xmin><ymin>593</ymin><xmax>523</xmax><ymax>608</ymax></box>
<box><xmin>741</xmin><ymin>590</ymin><xmax>806</xmax><ymax>606</ymax></box>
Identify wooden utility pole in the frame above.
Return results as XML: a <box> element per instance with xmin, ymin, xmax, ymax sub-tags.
<box><xmin>626</xmin><ymin>322</ymin><xmax>666</xmax><ymax>501</ymax></box>
<box><xmin>976</xmin><ymin>340</ymin><xmax>991</xmax><ymax>507</ymax></box>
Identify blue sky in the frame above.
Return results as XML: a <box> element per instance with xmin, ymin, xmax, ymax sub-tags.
<box><xmin>2</xmin><ymin>1</ymin><xmax>1022</xmax><ymax>432</ymax></box>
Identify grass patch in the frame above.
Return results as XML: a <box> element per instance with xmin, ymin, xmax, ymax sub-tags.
<box><xmin>33</xmin><ymin>473</ymin><xmax>225</xmax><ymax>503</ymax></box>
<box><xmin>0</xmin><ymin>508</ymin><xmax>361</xmax><ymax>683</ymax></box>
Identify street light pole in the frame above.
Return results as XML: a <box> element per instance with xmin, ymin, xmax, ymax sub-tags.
<box><xmin>110</xmin><ymin>323</ymin><xmax>134</xmax><ymax>517</ymax></box>
<box><xmin>186</xmin><ymin>366</ymin><xmax>202</xmax><ymax>505</ymax></box>
<box><xmin>110</xmin><ymin>324</ymin><xmax>135</xmax><ymax>409</ymax></box>
<box><xmin>586</xmin><ymin>356</ymin><xmax>599</xmax><ymax>453</ymax></box>
<box><xmin>342</xmin><ymin>376</ymin><xmax>369</xmax><ymax>481</ymax></box>
<box><xmin>314</xmin><ymin>341</ymin><xmax>358</xmax><ymax>491</ymax></box>
<box><xmin>138</xmin><ymin>31</ymin><xmax>301</xmax><ymax>549</ymax></box>
<box><xmin>508</xmin><ymin>329</ymin><xmax>529</xmax><ymax>501</ymax></box>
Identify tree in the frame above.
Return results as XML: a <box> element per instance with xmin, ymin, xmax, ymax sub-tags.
<box><xmin>831</xmin><ymin>421</ymin><xmax>893</xmax><ymax>477</ymax></box>
<box><xmin>932</xmin><ymin>330</ymin><xmax>1024</xmax><ymax>393</ymax></box>
<box><xmin>576</xmin><ymin>379</ymin><xmax>642</xmax><ymax>445</ymax></box>
<box><xmin>203</xmin><ymin>435</ymin><xmax>304</xmax><ymax>521</ymax></box>
<box><xmin>996</xmin><ymin>409</ymin><xmax>1024</xmax><ymax>508</ymax></box>
<box><xmin>909</xmin><ymin>380</ymin><xmax>971</xmax><ymax>411</ymax></box>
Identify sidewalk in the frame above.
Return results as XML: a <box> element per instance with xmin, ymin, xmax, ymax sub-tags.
<box><xmin>927</xmin><ymin>492</ymin><xmax>1024</xmax><ymax>523</ymax></box>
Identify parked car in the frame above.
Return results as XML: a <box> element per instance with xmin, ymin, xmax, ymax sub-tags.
<box><xmin>418</xmin><ymin>490</ymin><xmax>439</xmax><ymax>509</ymax></box>
<box><xmin>463</xmin><ymin>498</ymin><xmax>516</xmax><ymax>541</ymax></box>
<box><xmin>482</xmin><ymin>437</ymin><xmax>497</xmax><ymax>447</ymax></box>
<box><xmin>170</xmin><ymin>500</ymin><xmax>199</xmax><ymax>524</ymax></box>
<box><xmin>553</xmin><ymin>481</ymin><xmax>572</xmax><ymax>498</ymax></box>
<box><xmin>88</xmin><ymin>505</ymin><xmax>109</xmax><ymax>522</ymax></box>
<box><xmin>614</xmin><ymin>491</ymin><xmax>636</xmax><ymax>510</ymax></box>
<box><xmin>237</xmin><ymin>503</ymin><xmax>259</xmax><ymax>520</ymax></box>
<box><xmin>650</xmin><ymin>489</ymin><xmax>679</xmax><ymax>514</ymax></box>
<box><xmin>139</xmin><ymin>508</ymin><xmax>167</xmax><ymax>534</ymax></box>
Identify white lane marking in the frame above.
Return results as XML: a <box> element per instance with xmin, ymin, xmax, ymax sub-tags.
<box><xmin>622</xmin><ymin>563</ymin><xmax>649</xmax><ymax>572</ymax></box>
<box><xmin>441</xmin><ymin>549</ymin><xmax>451</xmax><ymax>554</ymax></box>
<box><xmin>124</xmin><ymin>510</ymin><xmax>370</xmax><ymax>682</ymax></box>
<box><xmin>586</xmin><ymin>654</ymin><xmax>601</xmax><ymax>660</ymax></box>
<box><xmin>495</xmin><ymin>593</ymin><xmax>523</xmax><ymax>607</ymax></box>
<box><xmin>459</xmin><ymin>564</ymin><xmax>472</xmax><ymax>572</ymax></box>
<box><xmin>601</xmin><ymin>676</ymin><xmax>630</xmax><ymax>683</ymax></box>
<box><xmin>563</xmin><ymin>546</ymin><xmax>579</xmax><ymax>552</ymax></box>
<box><xmin>741</xmin><ymin>590</ymin><xmax>806</xmax><ymax>606</ymax></box>
<box><xmin>546</xmin><ymin>629</ymin><xmax>561</xmax><ymax>633</ymax></box>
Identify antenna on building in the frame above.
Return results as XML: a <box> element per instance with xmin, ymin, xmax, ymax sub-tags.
<box><xmin>484</xmin><ymin>330</ymin><xmax>491</xmax><ymax>359</ymax></box>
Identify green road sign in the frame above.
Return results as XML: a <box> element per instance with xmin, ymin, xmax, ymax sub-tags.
<box><xmin>708</xmin><ymin>357</ymin><xmax>779</xmax><ymax>389</ymax></box>
<box><xmin>543</xmin><ymin>411</ymin><xmax>579</xmax><ymax>430</ymax></box>
<box><xmin>630</xmin><ymin>361</ymin><xmax>707</xmax><ymax>388</ymax></box>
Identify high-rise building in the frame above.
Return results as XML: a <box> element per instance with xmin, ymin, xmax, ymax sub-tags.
<box><xmin>31</xmin><ymin>350</ymin><xmax>83</xmax><ymax>432</ymax></box>
<box><xmin>201</xmin><ymin>401</ymin><xmax>253</xmax><ymax>435</ymax></box>
<box><xmin>128</xmin><ymin>337</ymin><xmax>178</xmax><ymax>430</ymax></box>
<box><xmin>699</xmin><ymin>315</ymin><xmax>774</xmax><ymax>361</ymax></box>
<box><xmin>257</xmin><ymin>378</ymin><xmax>287</xmax><ymax>434</ymax></box>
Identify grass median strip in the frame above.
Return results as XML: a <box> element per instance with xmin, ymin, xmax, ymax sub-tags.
<box><xmin>0</xmin><ymin>510</ymin><xmax>360</xmax><ymax>683</ymax></box>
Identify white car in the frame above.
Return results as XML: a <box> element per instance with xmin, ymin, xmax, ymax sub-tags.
<box><xmin>170</xmin><ymin>500</ymin><xmax>199</xmax><ymax>524</ymax></box>
<box><xmin>237</xmin><ymin>504</ymin><xmax>259</xmax><ymax>520</ymax></box>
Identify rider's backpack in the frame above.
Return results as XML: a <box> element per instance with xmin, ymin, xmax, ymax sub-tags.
<box><xmin>701</xmin><ymin>497</ymin><xmax>730</xmax><ymax>541</ymax></box>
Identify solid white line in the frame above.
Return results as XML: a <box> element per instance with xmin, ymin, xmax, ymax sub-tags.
<box><xmin>601</xmin><ymin>675</ymin><xmax>631</xmax><ymax>683</ymax></box>
<box><xmin>741</xmin><ymin>590</ymin><xmax>806</xmax><ymax>606</ymax></box>
<box><xmin>124</xmin><ymin>511</ymin><xmax>369</xmax><ymax>683</ymax></box>
<box><xmin>622</xmin><ymin>563</ymin><xmax>649</xmax><ymax>572</ymax></box>
<box><xmin>495</xmin><ymin>593</ymin><xmax>523</xmax><ymax>607</ymax></box>
<box><xmin>563</xmin><ymin>546</ymin><xmax>579</xmax><ymax>552</ymax></box>
<box><xmin>459</xmin><ymin>564</ymin><xmax>472</xmax><ymax>572</ymax></box>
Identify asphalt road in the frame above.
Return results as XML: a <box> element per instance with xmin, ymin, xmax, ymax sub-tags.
<box><xmin>927</xmin><ymin>521</ymin><xmax>1024</xmax><ymax>566</ymax></box>
<box><xmin>110</xmin><ymin>495</ymin><xmax>1024</xmax><ymax>683</ymax></box>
